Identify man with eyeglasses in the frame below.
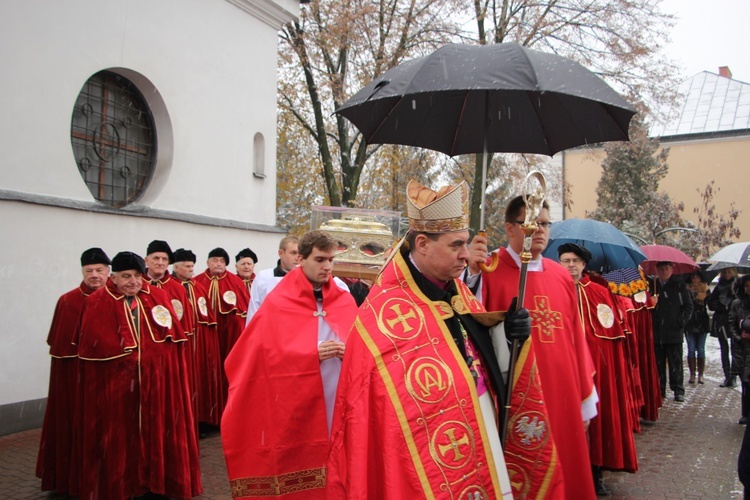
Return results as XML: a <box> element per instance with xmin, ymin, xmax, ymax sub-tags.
<box><xmin>558</xmin><ymin>243</ymin><xmax>638</xmax><ymax>496</ymax></box>
<box><xmin>467</xmin><ymin>196</ymin><xmax>598</xmax><ymax>500</ymax></box>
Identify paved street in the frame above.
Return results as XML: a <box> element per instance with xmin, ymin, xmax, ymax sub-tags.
<box><xmin>0</xmin><ymin>340</ymin><xmax>745</xmax><ymax>499</ymax></box>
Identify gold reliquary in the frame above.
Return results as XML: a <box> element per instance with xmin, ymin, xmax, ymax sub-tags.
<box><xmin>312</xmin><ymin>206</ymin><xmax>404</xmax><ymax>280</ymax></box>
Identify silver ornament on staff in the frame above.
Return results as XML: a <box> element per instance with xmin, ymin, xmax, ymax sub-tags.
<box><xmin>490</xmin><ymin>170</ymin><xmax>547</xmax><ymax>446</ymax></box>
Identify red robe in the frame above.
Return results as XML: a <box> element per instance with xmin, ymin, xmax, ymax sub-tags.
<box><xmin>576</xmin><ymin>276</ymin><xmax>638</xmax><ymax>472</ymax></box>
<box><xmin>74</xmin><ymin>279</ymin><xmax>202</xmax><ymax>499</ymax></box>
<box><xmin>615</xmin><ymin>294</ymin><xmax>644</xmax><ymax>433</ymax></box>
<box><xmin>36</xmin><ymin>282</ymin><xmax>93</xmax><ymax>493</ymax></box>
<box><xmin>222</xmin><ymin>267</ymin><xmax>357</xmax><ymax>499</ymax></box>
<box><xmin>482</xmin><ymin>248</ymin><xmax>597</xmax><ymax>500</ymax></box>
<box><xmin>147</xmin><ymin>271</ymin><xmax>197</xmax><ymax>426</ymax></box>
<box><xmin>626</xmin><ymin>291</ymin><xmax>663</xmax><ymax>421</ymax></box>
<box><xmin>195</xmin><ymin>269</ymin><xmax>250</xmax><ymax>402</ymax></box>
<box><xmin>327</xmin><ymin>251</ymin><xmax>510</xmax><ymax>499</ymax></box>
<box><xmin>183</xmin><ymin>278</ymin><xmax>224</xmax><ymax>424</ymax></box>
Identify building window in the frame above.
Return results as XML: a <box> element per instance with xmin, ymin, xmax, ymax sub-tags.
<box><xmin>70</xmin><ymin>70</ymin><xmax>156</xmax><ymax>208</ymax></box>
<box><xmin>253</xmin><ymin>132</ymin><xmax>265</xmax><ymax>178</ymax></box>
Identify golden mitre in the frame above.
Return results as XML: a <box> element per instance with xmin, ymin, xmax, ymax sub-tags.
<box><xmin>406</xmin><ymin>180</ymin><xmax>470</xmax><ymax>233</ymax></box>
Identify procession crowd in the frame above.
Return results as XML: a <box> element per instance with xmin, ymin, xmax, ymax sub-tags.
<box><xmin>34</xmin><ymin>179</ymin><xmax>749</xmax><ymax>499</ymax></box>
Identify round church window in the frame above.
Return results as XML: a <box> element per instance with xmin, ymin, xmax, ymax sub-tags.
<box><xmin>70</xmin><ymin>70</ymin><xmax>156</xmax><ymax>208</ymax></box>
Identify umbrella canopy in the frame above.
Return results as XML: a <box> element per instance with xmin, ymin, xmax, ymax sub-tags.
<box><xmin>335</xmin><ymin>42</ymin><xmax>636</xmax><ymax>157</ymax></box>
<box><xmin>640</xmin><ymin>244</ymin><xmax>698</xmax><ymax>275</ymax></box>
<box><xmin>707</xmin><ymin>242</ymin><xmax>750</xmax><ymax>271</ymax></box>
<box><xmin>542</xmin><ymin>218</ymin><xmax>646</xmax><ymax>273</ymax></box>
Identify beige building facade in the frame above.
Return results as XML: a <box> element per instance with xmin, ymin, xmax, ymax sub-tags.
<box><xmin>562</xmin><ymin>69</ymin><xmax>750</xmax><ymax>240</ymax></box>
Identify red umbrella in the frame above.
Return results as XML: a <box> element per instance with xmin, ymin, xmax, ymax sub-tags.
<box><xmin>639</xmin><ymin>244</ymin><xmax>698</xmax><ymax>275</ymax></box>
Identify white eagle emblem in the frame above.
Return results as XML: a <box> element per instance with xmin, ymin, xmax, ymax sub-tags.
<box><xmin>515</xmin><ymin>416</ymin><xmax>546</xmax><ymax>446</ymax></box>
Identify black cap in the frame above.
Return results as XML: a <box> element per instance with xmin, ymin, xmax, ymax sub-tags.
<box><xmin>558</xmin><ymin>242</ymin><xmax>592</xmax><ymax>264</ymax></box>
<box><xmin>208</xmin><ymin>247</ymin><xmax>230</xmax><ymax>265</ymax></box>
<box><xmin>235</xmin><ymin>248</ymin><xmax>258</xmax><ymax>263</ymax></box>
<box><xmin>173</xmin><ymin>248</ymin><xmax>196</xmax><ymax>263</ymax></box>
<box><xmin>80</xmin><ymin>247</ymin><xmax>111</xmax><ymax>267</ymax></box>
<box><xmin>146</xmin><ymin>240</ymin><xmax>174</xmax><ymax>263</ymax></box>
<box><xmin>111</xmin><ymin>251</ymin><xmax>146</xmax><ymax>274</ymax></box>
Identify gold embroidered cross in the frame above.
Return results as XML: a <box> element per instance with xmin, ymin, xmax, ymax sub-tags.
<box><xmin>385</xmin><ymin>303</ymin><xmax>417</xmax><ymax>333</ymax></box>
<box><xmin>529</xmin><ymin>295</ymin><xmax>563</xmax><ymax>342</ymax></box>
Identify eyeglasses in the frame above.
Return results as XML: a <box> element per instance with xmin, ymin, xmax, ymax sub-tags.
<box><xmin>560</xmin><ymin>257</ymin><xmax>583</xmax><ymax>265</ymax></box>
<box><xmin>513</xmin><ymin>220</ymin><xmax>552</xmax><ymax>229</ymax></box>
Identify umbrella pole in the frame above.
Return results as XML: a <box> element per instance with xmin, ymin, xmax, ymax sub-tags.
<box><xmin>478</xmin><ymin>93</ymin><xmax>500</xmax><ymax>272</ymax></box>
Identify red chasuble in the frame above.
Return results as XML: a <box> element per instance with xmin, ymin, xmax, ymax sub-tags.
<box><xmin>184</xmin><ymin>278</ymin><xmax>224</xmax><ymax>425</ymax></box>
<box><xmin>75</xmin><ymin>280</ymin><xmax>202</xmax><ymax>499</ymax></box>
<box><xmin>222</xmin><ymin>267</ymin><xmax>357</xmax><ymax>499</ymax></box>
<box><xmin>36</xmin><ymin>282</ymin><xmax>93</xmax><ymax>493</ymax></box>
<box><xmin>327</xmin><ymin>251</ymin><xmax>507</xmax><ymax>499</ymax></box>
<box><xmin>576</xmin><ymin>276</ymin><xmax>638</xmax><ymax>472</ymax></box>
<box><xmin>626</xmin><ymin>291</ymin><xmax>663</xmax><ymax>422</ymax></box>
<box><xmin>482</xmin><ymin>248</ymin><xmax>597</xmax><ymax>500</ymax></box>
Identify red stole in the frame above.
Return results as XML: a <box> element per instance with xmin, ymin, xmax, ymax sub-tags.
<box><xmin>222</xmin><ymin>267</ymin><xmax>356</xmax><ymax>498</ymax></box>
<box><xmin>482</xmin><ymin>248</ymin><xmax>596</xmax><ymax>500</ymax></box>
<box><xmin>327</xmin><ymin>251</ymin><xmax>502</xmax><ymax>498</ymax></box>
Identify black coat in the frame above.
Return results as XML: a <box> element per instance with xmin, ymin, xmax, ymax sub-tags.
<box><xmin>651</xmin><ymin>276</ymin><xmax>693</xmax><ymax>344</ymax></box>
<box><xmin>728</xmin><ymin>277</ymin><xmax>750</xmax><ymax>382</ymax></box>
<box><xmin>707</xmin><ymin>276</ymin><xmax>737</xmax><ymax>338</ymax></box>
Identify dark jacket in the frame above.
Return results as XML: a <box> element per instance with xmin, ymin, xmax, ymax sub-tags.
<box><xmin>728</xmin><ymin>276</ymin><xmax>750</xmax><ymax>381</ymax></box>
<box><xmin>686</xmin><ymin>281</ymin><xmax>710</xmax><ymax>336</ymax></box>
<box><xmin>708</xmin><ymin>275</ymin><xmax>737</xmax><ymax>338</ymax></box>
<box><xmin>651</xmin><ymin>276</ymin><xmax>693</xmax><ymax>344</ymax></box>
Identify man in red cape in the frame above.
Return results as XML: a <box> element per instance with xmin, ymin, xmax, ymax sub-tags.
<box><xmin>173</xmin><ymin>248</ymin><xmax>224</xmax><ymax>426</ymax></box>
<box><xmin>235</xmin><ymin>247</ymin><xmax>258</xmax><ymax>297</ymax></box>
<box><xmin>36</xmin><ymin>247</ymin><xmax>110</xmax><ymax>494</ymax></box>
<box><xmin>468</xmin><ymin>197</ymin><xmax>598</xmax><ymax>500</ymax></box>
<box><xmin>222</xmin><ymin>230</ymin><xmax>357</xmax><ymax>499</ymax></box>
<box><xmin>195</xmin><ymin>247</ymin><xmax>250</xmax><ymax>404</ymax></box>
<box><xmin>74</xmin><ymin>251</ymin><xmax>201</xmax><ymax>499</ymax></box>
<box><xmin>627</xmin><ymin>286</ymin><xmax>663</xmax><ymax>422</ymax></box>
<box><xmin>558</xmin><ymin>243</ymin><xmax>638</xmax><ymax>495</ymax></box>
<box><xmin>327</xmin><ymin>180</ymin><xmax>526</xmax><ymax>499</ymax></box>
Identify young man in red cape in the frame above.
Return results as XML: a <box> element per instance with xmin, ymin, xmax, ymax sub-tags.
<box><xmin>222</xmin><ymin>230</ymin><xmax>358</xmax><ymax>499</ymax></box>
<box><xmin>173</xmin><ymin>248</ymin><xmax>224</xmax><ymax>427</ymax></box>
<box><xmin>558</xmin><ymin>243</ymin><xmax>638</xmax><ymax>495</ymax></box>
<box><xmin>327</xmin><ymin>180</ymin><xmax>530</xmax><ymax>499</ymax></box>
<box><xmin>74</xmin><ymin>251</ymin><xmax>201</xmax><ymax>499</ymax></box>
<box><xmin>36</xmin><ymin>247</ymin><xmax>110</xmax><ymax>495</ymax></box>
<box><xmin>468</xmin><ymin>197</ymin><xmax>598</xmax><ymax>500</ymax></box>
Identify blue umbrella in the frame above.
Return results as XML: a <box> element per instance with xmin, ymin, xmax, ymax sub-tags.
<box><xmin>542</xmin><ymin>218</ymin><xmax>647</xmax><ymax>273</ymax></box>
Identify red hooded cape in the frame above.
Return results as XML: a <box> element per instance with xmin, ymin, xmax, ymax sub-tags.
<box><xmin>222</xmin><ymin>267</ymin><xmax>357</xmax><ymax>498</ymax></box>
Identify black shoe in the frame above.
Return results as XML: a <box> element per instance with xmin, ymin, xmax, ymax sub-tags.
<box><xmin>740</xmin><ymin>417</ymin><xmax>748</xmax><ymax>425</ymax></box>
<box><xmin>720</xmin><ymin>379</ymin><xmax>729</xmax><ymax>387</ymax></box>
<box><xmin>595</xmin><ymin>481</ymin><xmax>612</xmax><ymax>497</ymax></box>
<box><xmin>727</xmin><ymin>378</ymin><xmax>737</xmax><ymax>388</ymax></box>
<box><xmin>674</xmin><ymin>394</ymin><xmax>685</xmax><ymax>402</ymax></box>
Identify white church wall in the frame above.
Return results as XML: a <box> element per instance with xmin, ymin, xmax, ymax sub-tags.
<box><xmin>0</xmin><ymin>0</ymin><xmax>299</xmax><ymax>429</ymax></box>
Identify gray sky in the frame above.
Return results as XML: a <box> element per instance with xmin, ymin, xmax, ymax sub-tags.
<box><xmin>660</xmin><ymin>0</ymin><xmax>750</xmax><ymax>83</ymax></box>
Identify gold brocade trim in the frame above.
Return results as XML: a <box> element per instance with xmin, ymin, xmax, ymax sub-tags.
<box><xmin>357</xmin><ymin>252</ymin><xmax>501</xmax><ymax>495</ymax></box>
<box><xmin>409</xmin><ymin>216</ymin><xmax>467</xmax><ymax>233</ymax></box>
<box><xmin>229</xmin><ymin>467</ymin><xmax>326</xmax><ymax>498</ymax></box>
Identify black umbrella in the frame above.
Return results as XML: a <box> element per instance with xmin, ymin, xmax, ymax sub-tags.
<box><xmin>335</xmin><ymin>42</ymin><xmax>635</xmax><ymax>157</ymax></box>
<box><xmin>335</xmin><ymin>42</ymin><xmax>635</xmax><ymax>232</ymax></box>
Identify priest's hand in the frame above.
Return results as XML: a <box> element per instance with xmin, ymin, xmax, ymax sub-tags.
<box><xmin>468</xmin><ymin>233</ymin><xmax>488</xmax><ymax>275</ymax></box>
<box><xmin>319</xmin><ymin>340</ymin><xmax>346</xmax><ymax>361</ymax></box>
<box><xmin>505</xmin><ymin>297</ymin><xmax>531</xmax><ymax>343</ymax></box>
